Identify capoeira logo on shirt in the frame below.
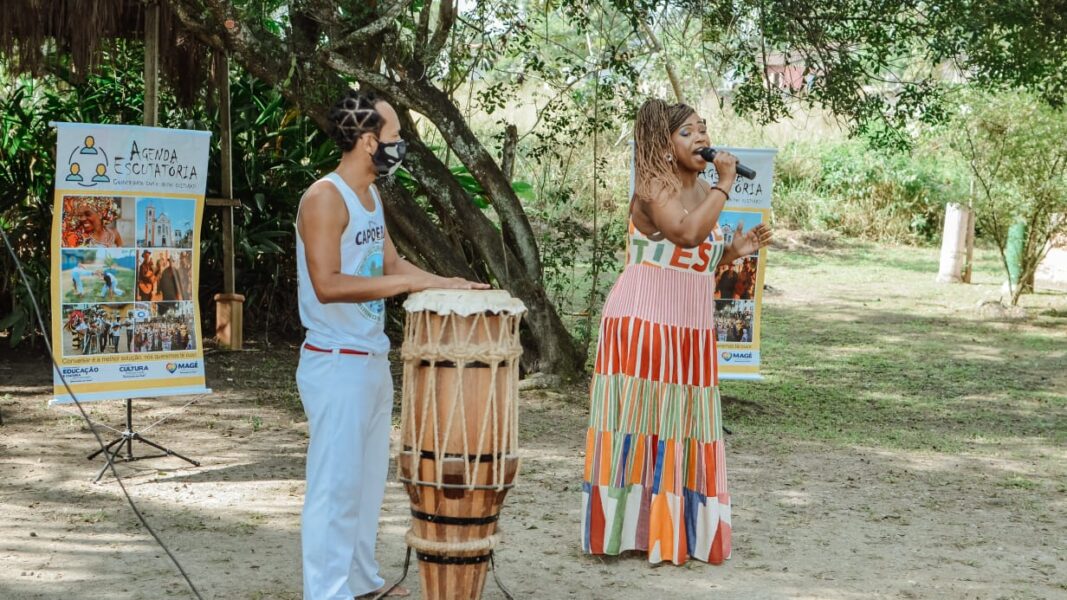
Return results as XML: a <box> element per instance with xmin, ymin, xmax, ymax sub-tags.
<box><xmin>355</xmin><ymin>248</ymin><xmax>385</xmax><ymax>321</ymax></box>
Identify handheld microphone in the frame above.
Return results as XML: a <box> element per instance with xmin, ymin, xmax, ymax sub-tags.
<box><xmin>697</xmin><ymin>147</ymin><xmax>756</xmax><ymax>180</ymax></box>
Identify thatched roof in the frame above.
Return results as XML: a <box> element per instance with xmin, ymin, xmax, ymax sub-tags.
<box><xmin>0</xmin><ymin>1</ymin><xmax>211</xmax><ymax>105</ymax></box>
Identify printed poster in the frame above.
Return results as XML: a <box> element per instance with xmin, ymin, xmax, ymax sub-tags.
<box><xmin>50</xmin><ymin>122</ymin><xmax>212</xmax><ymax>403</ymax></box>
<box><xmin>702</xmin><ymin>148</ymin><xmax>776</xmax><ymax>380</ymax></box>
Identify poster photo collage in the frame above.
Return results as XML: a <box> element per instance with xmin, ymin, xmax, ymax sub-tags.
<box><xmin>60</xmin><ymin>195</ymin><xmax>196</xmax><ymax>357</ymax></box>
<box><xmin>714</xmin><ymin>210</ymin><xmax>762</xmax><ymax>345</ymax></box>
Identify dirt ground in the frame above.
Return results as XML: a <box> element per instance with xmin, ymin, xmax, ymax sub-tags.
<box><xmin>3</xmin><ymin>238</ymin><xmax>1066</xmax><ymax>600</ymax></box>
<box><xmin>0</xmin><ymin>346</ymin><xmax>1062</xmax><ymax>600</ymax></box>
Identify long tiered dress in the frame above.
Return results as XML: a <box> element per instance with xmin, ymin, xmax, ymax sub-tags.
<box><xmin>582</xmin><ymin>218</ymin><xmax>731</xmax><ymax>565</ymax></box>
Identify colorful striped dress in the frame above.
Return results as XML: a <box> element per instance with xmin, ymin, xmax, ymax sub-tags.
<box><xmin>581</xmin><ymin>218</ymin><xmax>731</xmax><ymax>565</ymax></box>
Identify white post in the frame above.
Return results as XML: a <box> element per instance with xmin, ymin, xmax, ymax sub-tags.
<box><xmin>1036</xmin><ymin>214</ymin><xmax>1067</xmax><ymax>291</ymax></box>
<box><xmin>937</xmin><ymin>202</ymin><xmax>973</xmax><ymax>283</ymax></box>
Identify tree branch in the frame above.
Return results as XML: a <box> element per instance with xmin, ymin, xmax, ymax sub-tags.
<box><xmin>415</xmin><ymin>1</ymin><xmax>432</xmax><ymax>49</ymax></box>
<box><xmin>638</xmin><ymin>15</ymin><xmax>685</xmax><ymax>103</ymax></box>
<box><xmin>327</xmin><ymin>0</ymin><xmax>412</xmax><ymax>51</ymax></box>
<box><xmin>501</xmin><ymin>123</ymin><xmax>518</xmax><ymax>181</ymax></box>
<box><xmin>423</xmin><ymin>0</ymin><xmax>456</xmax><ymax>65</ymax></box>
<box><xmin>322</xmin><ymin>49</ymin><xmax>543</xmax><ymax>276</ymax></box>
<box><xmin>375</xmin><ymin>176</ymin><xmax>476</xmax><ymax>278</ymax></box>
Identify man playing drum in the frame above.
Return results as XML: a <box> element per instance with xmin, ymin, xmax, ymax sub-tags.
<box><xmin>296</xmin><ymin>89</ymin><xmax>487</xmax><ymax>600</ymax></box>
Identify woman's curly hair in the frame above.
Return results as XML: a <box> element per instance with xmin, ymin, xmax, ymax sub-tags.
<box><xmin>633</xmin><ymin>98</ymin><xmax>696</xmax><ymax>203</ymax></box>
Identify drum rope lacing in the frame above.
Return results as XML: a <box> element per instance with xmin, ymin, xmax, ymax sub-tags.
<box><xmin>400</xmin><ymin>309</ymin><xmax>522</xmax><ymax>492</ymax></box>
<box><xmin>405</xmin><ymin>529</ymin><xmax>502</xmax><ymax>554</ymax></box>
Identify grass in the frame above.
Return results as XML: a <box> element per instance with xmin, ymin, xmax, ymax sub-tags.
<box><xmin>527</xmin><ymin>233</ymin><xmax>1065</xmax><ymax>457</ymax></box>
<box><xmin>212</xmin><ymin>234</ymin><xmax>1066</xmax><ymax>460</ymax></box>
<box><xmin>721</xmin><ymin>238</ymin><xmax>1067</xmax><ymax>453</ymax></box>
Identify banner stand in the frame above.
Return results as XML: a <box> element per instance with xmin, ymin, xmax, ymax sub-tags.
<box><xmin>86</xmin><ymin>397</ymin><xmax>201</xmax><ymax>483</ymax></box>
<box><xmin>702</xmin><ymin>147</ymin><xmax>777</xmax><ymax>381</ymax></box>
<box><xmin>48</xmin><ymin>122</ymin><xmax>213</xmax><ymax>477</ymax></box>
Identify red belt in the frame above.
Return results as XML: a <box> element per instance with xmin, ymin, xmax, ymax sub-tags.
<box><xmin>303</xmin><ymin>343</ymin><xmax>369</xmax><ymax>356</ymax></box>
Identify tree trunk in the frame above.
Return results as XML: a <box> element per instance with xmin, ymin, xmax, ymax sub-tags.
<box><xmin>400</xmin><ymin>138</ymin><xmax>584</xmax><ymax>376</ymax></box>
<box><xmin>374</xmin><ymin>177</ymin><xmax>478</xmax><ymax>280</ymax></box>
<box><xmin>333</xmin><ymin>61</ymin><xmax>545</xmax><ymax>279</ymax></box>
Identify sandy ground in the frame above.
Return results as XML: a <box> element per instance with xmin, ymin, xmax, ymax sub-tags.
<box><xmin>1</xmin><ymin>343</ymin><xmax>1064</xmax><ymax>600</ymax></box>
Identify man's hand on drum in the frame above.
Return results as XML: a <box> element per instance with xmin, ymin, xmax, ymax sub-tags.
<box><xmin>440</xmin><ymin>276</ymin><xmax>491</xmax><ymax>290</ymax></box>
<box><xmin>409</xmin><ymin>272</ymin><xmax>490</xmax><ymax>292</ymax></box>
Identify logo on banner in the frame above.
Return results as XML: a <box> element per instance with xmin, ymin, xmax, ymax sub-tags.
<box><xmin>721</xmin><ymin>350</ymin><xmax>755</xmax><ymax>363</ymax></box>
<box><xmin>65</xmin><ymin>135</ymin><xmax>111</xmax><ymax>188</ymax></box>
<box><xmin>61</xmin><ymin>366</ymin><xmax>99</xmax><ymax>380</ymax></box>
<box><xmin>166</xmin><ymin>361</ymin><xmax>199</xmax><ymax>375</ymax></box>
<box><xmin>120</xmin><ymin>364</ymin><xmax>149</xmax><ymax>378</ymax></box>
<box><xmin>60</xmin><ymin>362</ymin><xmax>99</xmax><ymax>380</ymax></box>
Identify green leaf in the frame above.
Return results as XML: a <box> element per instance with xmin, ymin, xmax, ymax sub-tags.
<box><xmin>0</xmin><ymin>310</ymin><xmax>23</xmax><ymax>331</ymax></box>
<box><xmin>9</xmin><ymin>314</ymin><xmax>27</xmax><ymax>347</ymax></box>
<box><xmin>254</xmin><ymin>95</ymin><xmax>285</xmax><ymax>126</ymax></box>
<box><xmin>511</xmin><ymin>181</ymin><xmax>536</xmax><ymax>203</ymax></box>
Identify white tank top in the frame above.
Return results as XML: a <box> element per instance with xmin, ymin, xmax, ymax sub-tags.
<box><xmin>296</xmin><ymin>173</ymin><xmax>389</xmax><ymax>353</ymax></box>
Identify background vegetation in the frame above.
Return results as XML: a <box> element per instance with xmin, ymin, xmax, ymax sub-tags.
<box><xmin>2</xmin><ymin>1</ymin><xmax>1065</xmax><ymax>369</ymax></box>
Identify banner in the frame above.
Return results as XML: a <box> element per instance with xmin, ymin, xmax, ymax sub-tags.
<box><xmin>49</xmin><ymin>123</ymin><xmax>212</xmax><ymax>403</ymax></box>
<box><xmin>702</xmin><ymin>148</ymin><xmax>776</xmax><ymax>380</ymax></box>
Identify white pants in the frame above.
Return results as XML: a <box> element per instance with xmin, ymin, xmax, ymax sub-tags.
<box><xmin>297</xmin><ymin>346</ymin><xmax>393</xmax><ymax>599</ymax></box>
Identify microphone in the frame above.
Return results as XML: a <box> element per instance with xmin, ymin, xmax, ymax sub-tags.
<box><xmin>697</xmin><ymin>147</ymin><xmax>756</xmax><ymax>180</ymax></box>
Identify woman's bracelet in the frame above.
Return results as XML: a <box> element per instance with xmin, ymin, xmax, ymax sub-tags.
<box><xmin>711</xmin><ymin>185</ymin><xmax>730</xmax><ymax>201</ymax></box>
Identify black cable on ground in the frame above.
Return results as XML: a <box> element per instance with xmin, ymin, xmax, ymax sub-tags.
<box><xmin>1</xmin><ymin>225</ymin><xmax>205</xmax><ymax>600</ymax></box>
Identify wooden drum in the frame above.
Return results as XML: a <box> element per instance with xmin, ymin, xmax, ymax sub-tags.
<box><xmin>398</xmin><ymin>289</ymin><xmax>525</xmax><ymax>600</ymax></box>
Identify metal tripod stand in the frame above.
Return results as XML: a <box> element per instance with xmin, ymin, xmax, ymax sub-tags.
<box><xmin>87</xmin><ymin>398</ymin><xmax>200</xmax><ymax>483</ymax></box>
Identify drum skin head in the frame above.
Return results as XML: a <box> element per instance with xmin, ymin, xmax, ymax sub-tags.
<box><xmin>404</xmin><ymin>289</ymin><xmax>527</xmax><ymax>317</ymax></box>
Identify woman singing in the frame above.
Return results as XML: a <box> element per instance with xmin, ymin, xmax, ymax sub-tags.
<box><xmin>581</xmin><ymin>99</ymin><xmax>772</xmax><ymax>565</ymax></box>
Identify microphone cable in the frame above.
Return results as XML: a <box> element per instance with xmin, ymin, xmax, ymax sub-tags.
<box><xmin>0</xmin><ymin>224</ymin><xmax>206</xmax><ymax>600</ymax></box>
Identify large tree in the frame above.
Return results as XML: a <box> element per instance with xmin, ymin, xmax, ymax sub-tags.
<box><xmin>159</xmin><ymin>0</ymin><xmax>1065</xmax><ymax>370</ymax></box>
<box><xmin>164</xmin><ymin>0</ymin><xmax>597</xmax><ymax>376</ymax></box>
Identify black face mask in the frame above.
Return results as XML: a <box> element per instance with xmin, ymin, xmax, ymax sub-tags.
<box><xmin>372</xmin><ymin>138</ymin><xmax>407</xmax><ymax>176</ymax></box>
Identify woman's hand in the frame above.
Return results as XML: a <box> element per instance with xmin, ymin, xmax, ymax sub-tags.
<box><xmin>731</xmin><ymin>223</ymin><xmax>773</xmax><ymax>257</ymax></box>
<box><xmin>712</xmin><ymin>150</ymin><xmax>739</xmax><ymax>190</ymax></box>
